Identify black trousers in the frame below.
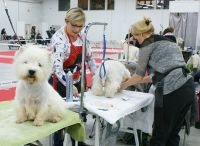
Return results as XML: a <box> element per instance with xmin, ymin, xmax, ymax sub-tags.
<box><xmin>150</xmin><ymin>78</ymin><xmax>195</xmax><ymax>146</ymax></box>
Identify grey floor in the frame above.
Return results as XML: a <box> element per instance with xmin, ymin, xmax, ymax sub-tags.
<box><xmin>0</xmin><ymin>45</ymin><xmax>200</xmax><ymax>146</ymax></box>
<box><xmin>37</xmin><ymin>115</ymin><xmax>200</xmax><ymax>146</ymax></box>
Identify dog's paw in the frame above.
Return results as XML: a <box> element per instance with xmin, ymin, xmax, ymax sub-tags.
<box><xmin>48</xmin><ymin>116</ymin><xmax>61</xmax><ymax>123</ymax></box>
<box><xmin>33</xmin><ymin>119</ymin><xmax>44</xmax><ymax>126</ymax></box>
<box><xmin>105</xmin><ymin>93</ymin><xmax>114</xmax><ymax>98</ymax></box>
<box><xmin>27</xmin><ymin>115</ymin><xmax>35</xmax><ymax>121</ymax></box>
<box><xmin>105</xmin><ymin>90</ymin><xmax>115</xmax><ymax>98</ymax></box>
<box><xmin>16</xmin><ymin>116</ymin><xmax>27</xmax><ymax>123</ymax></box>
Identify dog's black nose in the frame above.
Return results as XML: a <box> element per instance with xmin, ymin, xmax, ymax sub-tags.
<box><xmin>29</xmin><ymin>70</ymin><xmax>35</xmax><ymax>75</ymax></box>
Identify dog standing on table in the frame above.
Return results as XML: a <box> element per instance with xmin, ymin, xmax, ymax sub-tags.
<box><xmin>14</xmin><ymin>46</ymin><xmax>68</xmax><ymax>126</ymax></box>
<box><xmin>91</xmin><ymin>60</ymin><xmax>131</xmax><ymax>97</ymax></box>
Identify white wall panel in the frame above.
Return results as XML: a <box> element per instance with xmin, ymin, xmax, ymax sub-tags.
<box><xmin>0</xmin><ymin>0</ymin><xmax>42</xmax><ymax>37</ymax></box>
<box><xmin>41</xmin><ymin>0</ymin><xmax>170</xmax><ymax>42</ymax></box>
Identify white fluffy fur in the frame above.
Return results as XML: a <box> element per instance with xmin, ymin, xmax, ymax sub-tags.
<box><xmin>92</xmin><ymin>60</ymin><xmax>131</xmax><ymax>97</ymax></box>
<box><xmin>122</xmin><ymin>41</ymin><xmax>139</xmax><ymax>62</ymax></box>
<box><xmin>14</xmin><ymin>45</ymin><xmax>68</xmax><ymax>126</ymax></box>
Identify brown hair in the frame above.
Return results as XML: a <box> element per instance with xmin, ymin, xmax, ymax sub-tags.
<box><xmin>163</xmin><ymin>26</ymin><xmax>174</xmax><ymax>35</ymax></box>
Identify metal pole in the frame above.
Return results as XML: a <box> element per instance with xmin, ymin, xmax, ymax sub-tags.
<box><xmin>2</xmin><ymin>0</ymin><xmax>22</xmax><ymax>46</ymax></box>
<box><xmin>127</xmin><ymin>29</ymin><xmax>131</xmax><ymax>62</ymax></box>
<box><xmin>80</xmin><ymin>22</ymin><xmax>108</xmax><ymax>114</ymax></box>
<box><xmin>95</xmin><ymin>116</ymin><xmax>100</xmax><ymax>146</ymax></box>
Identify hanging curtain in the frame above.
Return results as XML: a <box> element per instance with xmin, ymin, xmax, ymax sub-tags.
<box><xmin>185</xmin><ymin>13</ymin><xmax>198</xmax><ymax>48</ymax></box>
<box><xmin>169</xmin><ymin>13</ymin><xmax>198</xmax><ymax>49</ymax></box>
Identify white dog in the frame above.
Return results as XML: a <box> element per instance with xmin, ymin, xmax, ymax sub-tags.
<box><xmin>121</xmin><ymin>40</ymin><xmax>139</xmax><ymax>62</ymax></box>
<box><xmin>14</xmin><ymin>45</ymin><xmax>68</xmax><ymax>126</ymax></box>
<box><xmin>91</xmin><ymin>60</ymin><xmax>131</xmax><ymax>97</ymax></box>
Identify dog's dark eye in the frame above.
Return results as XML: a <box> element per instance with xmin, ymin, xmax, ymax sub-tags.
<box><xmin>24</xmin><ymin>61</ymin><xmax>27</xmax><ymax>64</ymax></box>
<box><xmin>38</xmin><ymin>63</ymin><xmax>42</xmax><ymax>67</ymax></box>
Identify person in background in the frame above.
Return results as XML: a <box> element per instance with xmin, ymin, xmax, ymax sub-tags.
<box><xmin>163</xmin><ymin>26</ymin><xmax>177</xmax><ymax>43</ymax></box>
<box><xmin>30</xmin><ymin>26</ymin><xmax>36</xmax><ymax>40</ymax></box>
<box><xmin>120</xmin><ymin>17</ymin><xmax>195</xmax><ymax>146</ymax></box>
<box><xmin>13</xmin><ymin>33</ymin><xmax>18</xmax><ymax>40</ymax></box>
<box><xmin>36</xmin><ymin>31</ymin><xmax>45</xmax><ymax>45</ymax></box>
<box><xmin>46</xmin><ymin>27</ymin><xmax>56</xmax><ymax>39</ymax></box>
<box><xmin>1</xmin><ymin>28</ymin><xmax>7</xmax><ymax>40</ymax></box>
<box><xmin>50</xmin><ymin>26</ymin><xmax>53</xmax><ymax>31</ymax></box>
<box><xmin>46</xmin><ymin>30</ymin><xmax>52</xmax><ymax>39</ymax></box>
<box><xmin>52</xmin><ymin>27</ymin><xmax>56</xmax><ymax>34</ymax></box>
<box><xmin>49</xmin><ymin>7</ymin><xmax>96</xmax><ymax>146</ymax></box>
<box><xmin>49</xmin><ymin>27</ymin><xmax>53</xmax><ymax>34</ymax></box>
<box><xmin>125</xmin><ymin>33</ymin><xmax>140</xmax><ymax>48</ymax></box>
<box><xmin>125</xmin><ymin>33</ymin><xmax>134</xmax><ymax>45</ymax></box>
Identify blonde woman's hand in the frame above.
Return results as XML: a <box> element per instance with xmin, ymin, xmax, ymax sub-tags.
<box><xmin>118</xmin><ymin>81</ymin><xmax>128</xmax><ymax>92</ymax></box>
<box><xmin>143</xmin><ymin>75</ymin><xmax>152</xmax><ymax>83</ymax></box>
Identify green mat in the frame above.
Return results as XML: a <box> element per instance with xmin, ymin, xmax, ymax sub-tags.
<box><xmin>0</xmin><ymin>101</ymin><xmax>85</xmax><ymax>146</ymax></box>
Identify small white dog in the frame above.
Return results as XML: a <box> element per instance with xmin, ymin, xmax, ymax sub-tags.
<box><xmin>122</xmin><ymin>40</ymin><xmax>139</xmax><ymax>62</ymax></box>
<box><xmin>91</xmin><ymin>60</ymin><xmax>131</xmax><ymax>97</ymax></box>
<box><xmin>14</xmin><ymin>45</ymin><xmax>68</xmax><ymax>126</ymax></box>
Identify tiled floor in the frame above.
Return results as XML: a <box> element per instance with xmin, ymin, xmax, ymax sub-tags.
<box><xmin>0</xmin><ymin>46</ymin><xmax>200</xmax><ymax>146</ymax></box>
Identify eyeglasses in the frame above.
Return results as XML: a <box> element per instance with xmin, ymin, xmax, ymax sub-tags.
<box><xmin>70</xmin><ymin>22</ymin><xmax>84</xmax><ymax>29</ymax></box>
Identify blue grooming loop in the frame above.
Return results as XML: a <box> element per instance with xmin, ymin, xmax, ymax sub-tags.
<box><xmin>99</xmin><ymin>28</ymin><xmax>107</xmax><ymax>80</ymax></box>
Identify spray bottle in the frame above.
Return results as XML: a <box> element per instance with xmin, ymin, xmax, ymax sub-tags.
<box><xmin>66</xmin><ymin>71</ymin><xmax>73</xmax><ymax>102</ymax></box>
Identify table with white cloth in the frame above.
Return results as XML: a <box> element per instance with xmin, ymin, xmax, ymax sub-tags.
<box><xmin>84</xmin><ymin>90</ymin><xmax>154</xmax><ymax>146</ymax></box>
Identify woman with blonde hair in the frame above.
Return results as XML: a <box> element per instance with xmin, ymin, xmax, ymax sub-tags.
<box><xmin>49</xmin><ymin>7</ymin><xmax>95</xmax><ymax>146</ymax></box>
<box><xmin>120</xmin><ymin>17</ymin><xmax>194</xmax><ymax>146</ymax></box>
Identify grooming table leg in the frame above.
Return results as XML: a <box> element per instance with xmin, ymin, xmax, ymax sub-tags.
<box><xmin>75</xmin><ymin>141</ymin><xmax>78</xmax><ymax>146</ymax></box>
<box><xmin>95</xmin><ymin>116</ymin><xmax>100</xmax><ymax>146</ymax></box>
<box><xmin>133</xmin><ymin>124</ymin><xmax>139</xmax><ymax>146</ymax></box>
<box><xmin>49</xmin><ymin>134</ymin><xmax>53</xmax><ymax>146</ymax></box>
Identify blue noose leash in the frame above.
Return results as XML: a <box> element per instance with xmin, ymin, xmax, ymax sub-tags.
<box><xmin>99</xmin><ymin>31</ymin><xmax>107</xmax><ymax>80</ymax></box>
